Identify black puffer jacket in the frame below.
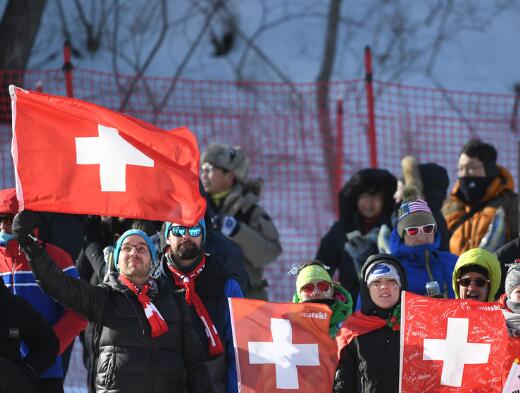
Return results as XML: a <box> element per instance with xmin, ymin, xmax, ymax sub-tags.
<box><xmin>28</xmin><ymin>248</ymin><xmax>213</xmax><ymax>393</ymax></box>
<box><xmin>334</xmin><ymin>254</ymin><xmax>407</xmax><ymax>393</ymax></box>
<box><xmin>0</xmin><ymin>277</ymin><xmax>58</xmax><ymax>392</ymax></box>
<box><xmin>316</xmin><ymin>169</ymin><xmax>397</xmax><ymax>301</ymax></box>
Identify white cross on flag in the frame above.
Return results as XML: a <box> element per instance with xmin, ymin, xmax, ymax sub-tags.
<box><xmin>229</xmin><ymin>298</ymin><xmax>338</xmax><ymax>392</ymax></box>
<box><xmin>400</xmin><ymin>291</ymin><xmax>508</xmax><ymax>393</ymax></box>
<box><xmin>9</xmin><ymin>86</ymin><xmax>205</xmax><ymax>224</ymax></box>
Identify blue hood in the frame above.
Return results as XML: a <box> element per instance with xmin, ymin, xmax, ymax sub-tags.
<box><xmin>389</xmin><ymin>227</ymin><xmax>441</xmax><ymax>263</ymax></box>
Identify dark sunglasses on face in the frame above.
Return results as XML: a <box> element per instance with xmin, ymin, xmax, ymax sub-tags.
<box><xmin>301</xmin><ymin>281</ymin><xmax>331</xmax><ymax>294</ymax></box>
<box><xmin>169</xmin><ymin>225</ymin><xmax>202</xmax><ymax>237</ymax></box>
<box><xmin>404</xmin><ymin>224</ymin><xmax>435</xmax><ymax>237</ymax></box>
<box><xmin>457</xmin><ymin>277</ymin><xmax>490</xmax><ymax>288</ymax></box>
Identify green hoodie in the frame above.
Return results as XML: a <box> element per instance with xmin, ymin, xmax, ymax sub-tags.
<box><xmin>452</xmin><ymin>248</ymin><xmax>502</xmax><ymax>302</ymax></box>
<box><xmin>293</xmin><ymin>283</ymin><xmax>353</xmax><ymax>338</ymax></box>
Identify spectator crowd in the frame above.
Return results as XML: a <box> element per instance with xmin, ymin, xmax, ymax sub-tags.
<box><xmin>1</xmin><ymin>138</ymin><xmax>519</xmax><ymax>392</ymax></box>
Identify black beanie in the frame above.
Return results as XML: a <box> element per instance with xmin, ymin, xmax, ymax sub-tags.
<box><xmin>458</xmin><ymin>264</ymin><xmax>489</xmax><ymax>279</ymax></box>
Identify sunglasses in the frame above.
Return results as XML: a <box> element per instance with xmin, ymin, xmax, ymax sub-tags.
<box><xmin>301</xmin><ymin>281</ymin><xmax>331</xmax><ymax>294</ymax></box>
<box><xmin>404</xmin><ymin>224</ymin><xmax>435</xmax><ymax>237</ymax></box>
<box><xmin>169</xmin><ymin>225</ymin><xmax>202</xmax><ymax>237</ymax></box>
<box><xmin>457</xmin><ymin>277</ymin><xmax>490</xmax><ymax>288</ymax></box>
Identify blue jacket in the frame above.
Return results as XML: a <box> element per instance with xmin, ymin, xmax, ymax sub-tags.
<box><xmin>389</xmin><ymin>228</ymin><xmax>457</xmax><ymax>298</ymax></box>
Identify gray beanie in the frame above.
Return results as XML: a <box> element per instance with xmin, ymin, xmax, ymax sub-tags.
<box><xmin>201</xmin><ymin>144</ymin><xmax>249</xmax><ymax>183</ymax></box>
<box><xmin>505</xmin><ymin>266</ymin><xmax>520</xmax><ymax>295</ymax></box>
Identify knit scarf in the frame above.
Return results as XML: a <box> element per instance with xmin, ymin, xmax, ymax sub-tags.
<box><xmin>167</xmin><ymin>255</ymin><xmax>224</xmax><ymax>357</ymax></box>
<box><xmin>118</xmin><ymin>275</ymin><xmax>169</xmax><ymax>338</ymax></box>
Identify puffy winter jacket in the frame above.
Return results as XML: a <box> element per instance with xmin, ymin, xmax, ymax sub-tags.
<box><xmin>28</xmin><ymin>247</ymin><xmax>213</xmax><ymax>393</ymax></box>
<box><xmin>209</xmin><ymin>183</ymin><xmax>281</xmax><ymax>300</ymax></box>
<box><xmin>389</xmin><ymin>229</ymin><xmax>457</xmax><ymax>297</ymax></box>
<box><xmin>442</xmin><ymin>166</ymin><xmax>518</xmax><ymax>255</ymax></box>
<box><xmin>0</xmin><ymin>277</ymin><xmax>58</xmax><ymax>392</ymax></box>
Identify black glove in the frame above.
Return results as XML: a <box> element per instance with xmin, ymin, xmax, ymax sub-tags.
<box><xmin>12</xmin><ymin>211</ymin><xmax>39</xmax><ymax>248</ymax></box>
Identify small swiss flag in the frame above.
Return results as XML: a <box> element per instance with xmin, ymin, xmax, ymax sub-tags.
<box><xmin>10</xmin><ymin>86</ymin><xmax>205</xmax><ymax>225</ymax></box>
<box><xmin>400</xmin><ymin>292</ymin><xmax>508</xmax><ymax>393</ymax></box>
<box><xmin>229</xmin><ymin>298</ymin><xmax>338</xmax><ymax>393</ymax></box>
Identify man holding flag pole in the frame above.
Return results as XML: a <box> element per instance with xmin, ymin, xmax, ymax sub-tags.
<box><xmin>9</xmin><ymin>86</ymin><xmax>213</xmax><ymax>393</ymax></box>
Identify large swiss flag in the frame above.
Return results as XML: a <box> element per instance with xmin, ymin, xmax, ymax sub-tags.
<box><xmin>10</xmin><ymin>86</ymin><xmax>205</xmax><ymax>225</ymax></box>
<box><xmin>229</xmin><ymin>298</ymin><xmax>338</xmax><ymax>393</ymax></box>
<box><xmin>400</xmin><ymin>292</ymin><xmax>508</xmax><ymax>393</ymax></box>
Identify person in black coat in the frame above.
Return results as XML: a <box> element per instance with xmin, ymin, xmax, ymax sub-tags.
<box><xmin>334</xmin><ymin>254</ymin><xmax>407</xmax><ymax>393</ymax></box>
<box><xmin>0</xmin><ymin>276</ymin><xmax>59</xmax><ymax>393</ymax></box>
<box><xmin>316</xmin><ymin>169</ymin><xmax>397</xmax><ymax>302</ymax></box>
<box><xmin>12</xmin><ymin>211</ymin><xmax>213</xmax><ymax>393</ymax></box>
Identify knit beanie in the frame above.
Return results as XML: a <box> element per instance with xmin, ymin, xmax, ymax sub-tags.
<box><xmin>296</xmin><ymin>263</ymin><xmax>332</xmax><ymax>293</ymax></box>
<box><xmin>113</xmin><ymin>229</ymin><xmax>157</xmax><ymax>272</ymax></box>
<box><xmin>365</xmin><ymin>263</ymin><xmax>402</xmax><ymax>288</ymax></box>
<box><xmin>0</xmin><ymin>188</ymin><xmax>18</xmax><ymax>214</ymax></box>
<box><xmin>396</xmin><ymin>185</ymin><xmax>436</xmax><ymax>238</ymax></box>
<box><xmin>201</xmin><ymin>144</ymin><xmax>249</xmax><ymax>183</ymax></box>
<box><xmin>506</xmin><ymin>266</ymin><xmax>520</xmax><ymax>296</ymax></box>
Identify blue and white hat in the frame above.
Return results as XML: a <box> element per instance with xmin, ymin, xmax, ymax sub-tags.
<box><xmin>365</xmin><ymin>263</ymin><xmax>402</xmax><ymax>288</ymax></box>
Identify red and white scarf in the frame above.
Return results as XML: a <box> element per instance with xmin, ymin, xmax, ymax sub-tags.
<box><xmin>118</xmin><ymin>275</ymin><xmax>169</xmax><ymax>338</ymax></box>
<box><xmin>167</xmin><ymin>256</ymin><xmax>224</xmax><ymax>357</ymax></box>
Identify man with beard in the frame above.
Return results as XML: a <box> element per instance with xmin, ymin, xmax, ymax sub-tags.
<box><xmin>154</xmin><ymin>218</ymin><xmax>243</xmax><ymax>393</ymax></box>
<box><xmin>442</xmin><ymin>139</ymin><xmax>518</xmax><ymax>255</ymax></box>
<box><xmin>12</xmin><ymin>211</ymin><xmax>212</xmax><ymax>393</ymax></box>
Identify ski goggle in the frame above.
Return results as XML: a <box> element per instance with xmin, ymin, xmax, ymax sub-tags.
<box><xmin>301</xmin><ymin>281</ymin><xmax>331</xmax><ymax>294</ymax></box>
<box><xmin>404</xmin><ymin>224</ymin><xmax>435</xmax><ymax>237</ymax></box>
<box><xmin>169</xmin><ymin>225</ymin><xmax>202</xmax><ymax>238</ymax></box>
<box><xmin>457</xmin><ymin>277</ymin><xmax>490</xmax><ymax>288</ymax></box>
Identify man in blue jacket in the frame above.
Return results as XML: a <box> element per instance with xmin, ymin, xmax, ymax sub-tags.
<box><xmin>155</xmin><ymin>216</ymin><xmax>242</xmax><ymax>393</ymax></box>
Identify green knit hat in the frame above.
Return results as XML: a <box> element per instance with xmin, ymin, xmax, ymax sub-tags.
<box><xmin>296</xmin><ymin>263</ymin><xmax>332</xmax><ymax>293</ymax></box>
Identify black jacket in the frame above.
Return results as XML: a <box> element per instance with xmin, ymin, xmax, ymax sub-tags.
<box><xmin>154</xmin><ymin>254</ymin><xmax>234</xmax><ymax>393</ymax></box>
<box><xmin>0</xmin><ymin>277</ymin><xmax>58</xmax><ymax>392</ymax></box>
<box><xmin>317</xmin><ymin>169</ymin><xmax>397</xmax><ymax>301</ymax></box>
<box><xmin>496</xmin><ymin>236</ymin><xmax>520</xmax><ymax>298</ymax></box>
<box><xmin>28</xmin><ymin>247</ymin><xmax>213</xmax><ymax>393</ymax></box>
<box><xmin>334</xmin><ymin>254</ymin><xmax>407</xmax><ymax>393</ymax></box>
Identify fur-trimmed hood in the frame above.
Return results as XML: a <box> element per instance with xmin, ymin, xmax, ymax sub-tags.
<box><xmin>338</xmin><ymin>168</ymin><xmax>397</xmax><ymax>232</ymax></box>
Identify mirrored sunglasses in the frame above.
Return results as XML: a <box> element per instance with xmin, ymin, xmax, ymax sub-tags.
<box><xmin>301</xmin><ymin>281</ymin><xmax>331</xmax><ymax>294</ymax></box>
<box><xmin>170</xmin><ymin>225</ymin><xmax>202</xmax><ymax>237</ymax></box>
<box><xmin>404</xmin><ymin>224</ymin><xmax>435</xmax><ymax>237</ymax></box>
<box><xmin>457</xmin><ymin>277</ymin><xmax>489</xmax><ymax>288</ymax></box>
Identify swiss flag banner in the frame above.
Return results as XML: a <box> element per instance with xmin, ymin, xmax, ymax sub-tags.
<box><xmin>400</xmin><ymin>291</ymin><xmax>508</xmax><ymax>393</ymax></box>
<box><xmin>228</xmin><ymin>298</ymin><xmax>338</xmax><ymax>392</ymax></box>
<box><xmin>10</xmin><ymin>86</ymin><xmax>205</xmax><ymax>225</ymax></box>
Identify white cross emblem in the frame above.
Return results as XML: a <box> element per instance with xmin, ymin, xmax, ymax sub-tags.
<box><xmin>423</xmin><ymin>317</ymin><xmax>490</xmax><ymax>387</ymax></box>
<box><xmin>75</xmin><ymin>124</ymin><xmax>154</xmax><ymax>192</ymax></box>
<box><xmin>248</xmin><ymin>318</ymin><xmax>320</xmax><ymax>389</ymax></box>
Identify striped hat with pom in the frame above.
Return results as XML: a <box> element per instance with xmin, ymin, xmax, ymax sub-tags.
<box><xmin>397</xmin><ymin>185</ymin><xmax>436</xmax><ymax>238</ymax></box>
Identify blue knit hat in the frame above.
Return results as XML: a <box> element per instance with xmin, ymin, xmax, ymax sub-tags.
<box><xmin>164</xmin><ymin>219</ymin><xmax>206</xmax><ymax>244</ymax></box>
<box><xmin>113</xmin><ymin>229</ymin><xmax>157</xmax><ymax>271</ymax></box>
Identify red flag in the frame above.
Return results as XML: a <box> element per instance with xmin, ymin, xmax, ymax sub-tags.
<box><xmin>400</xmin><ymin>291</ymin><xmax>508</xmax><ymax>393</ymax></box>
<box><xmin>10</xmin><ymin>85</ymin><xmax>205</xmax><ymax>225</ymax></box>
<box><xmin>228</xmin><ymin>298</ymin><xmax>338</xmax><ymax>393</ymax></box>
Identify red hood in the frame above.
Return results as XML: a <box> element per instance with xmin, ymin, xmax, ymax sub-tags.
<box><xmin>0</xmin><ymin>188</ymin><xmax>18</xmax><ymax>214</ymax></box>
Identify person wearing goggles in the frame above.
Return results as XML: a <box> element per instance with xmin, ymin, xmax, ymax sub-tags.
<box><xmin>388</xmin><ymin>185</ymin><xmax>458</xmax><ymax>298</ymax></box>
<box><xmin>452</xmin><ymin>248</ymin><xmax>501</xmax><ymax>302</ymax></box>
<box><xmin>154</xmin><ymin>218</ymin><xmax>243</xmax><ymax>393</ymax></box>
<box><xmin>290</xmin><ymin>260</ymin><xmax>353</xmax><ymax>339</ymax></box>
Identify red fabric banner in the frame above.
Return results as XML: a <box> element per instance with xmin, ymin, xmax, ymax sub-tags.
<box><xmin>10</xmin><ymin>86</ymin><xmax>205</xmax><ymax>225</ymax></box>
<box><xmin>228</xmin><ymin>298</ymin><xmax>338</xmax><ymax>393</ymax></box>
<box><xmin>400</xmin><ymin>291</ymin><xmax>508</xmax><ymax>393</ymax></box>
